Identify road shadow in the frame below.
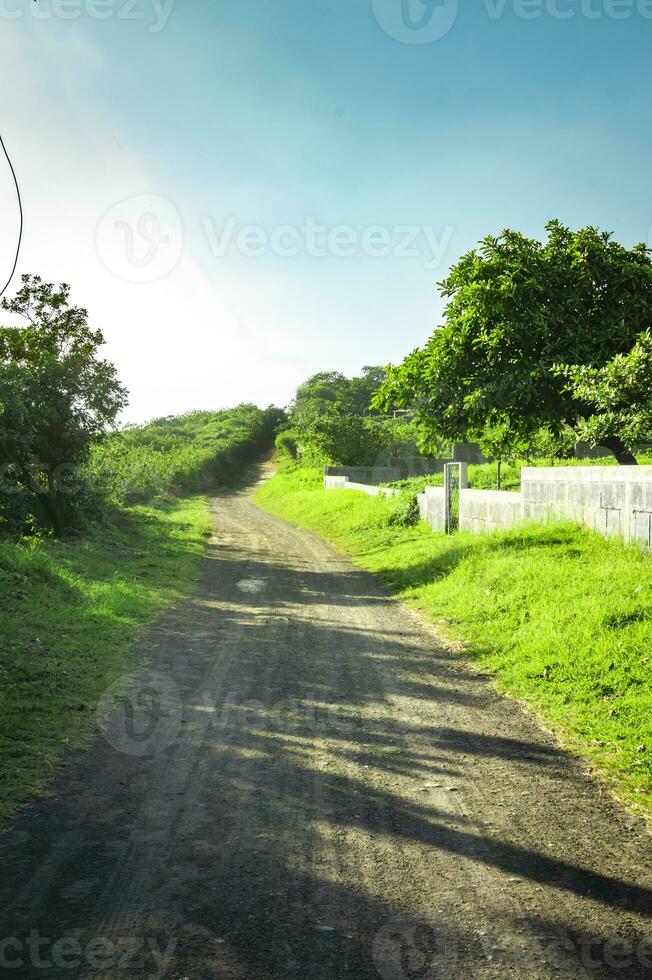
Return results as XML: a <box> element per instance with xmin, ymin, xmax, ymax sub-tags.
<box><xmin>0</xmin><ymin>493</ymin><xmax>651</xmax><ymax>978</ymax></box>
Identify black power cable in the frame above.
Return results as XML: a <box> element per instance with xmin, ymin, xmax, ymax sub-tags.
<box><xmin>0</xmin><ymin>132</ymin><xmax>23</xmax><ymax>299</ymax></box>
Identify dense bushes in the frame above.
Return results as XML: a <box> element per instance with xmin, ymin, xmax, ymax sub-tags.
<box><xmin>0</xmin><ymin>400</ymin><xmax>281</xmax><ymax>534</ymax></box>
<box><xmin>87</xmin><ymin>404</ymin><xmax>282</xmax><ymax>506</ymax></box>
<box><xmin>285</xmin><ymin>367</ymin><xmax>426</xmax><ymax>466</ymax></box>
<box><xmin>275</xmin><ymin>430</ymin><xmax>299</xmax><ymax>459</ymax></box>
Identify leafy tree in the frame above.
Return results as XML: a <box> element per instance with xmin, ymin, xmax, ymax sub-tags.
<box><xmin>291</xmin><ymin>371</ymin><xmax>348</xmax><ymax>423</ymax></box>
<box><xmin>293</xmin><ymin>408</ymin><xmax>369</xmax><ymax>464</ymax></box>
<box><xmin>345</xmin><ymin>366</ymin><xmax>389</xmax><ymax>416</ymax></box>
<box><xmin>0</xmin><ymin>275</ymin><xmax>128</xmax><ymax>533</ymax></box>
<box><xmin>556</xmin><ymin>331</ymin><xmax>652</xmax><ymax>449</ymax></box>
<box><xmin>526</xmin><ymin>425</ymin><xmax>577</xmax><ymax>462</ymax></box>
<box><xmin>374</xmin><ymin>221</ymin><xmax>652</xmax><ymax>464</ymax></box>
<box><xmin>287</xmin><ymin>366</ymin><xmax>427</xmax><ymax>465</ymax></box>
<box><xmin>476</xmin><ymin>422</ymin><xmax>527</xmax><ymax>489</ymax></box>
<box><xmin>291</xmin><ymin>366</ymin><xmax>389</xmax><ymax>423</ymax></box>
<box><xmin>293</xmin><ymin>409</ymin><xmax>417</xmax><ymax>466</ymax></box>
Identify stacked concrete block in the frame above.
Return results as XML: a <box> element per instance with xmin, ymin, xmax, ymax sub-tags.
<box><xmin>521</xmin><ymin>466</ymin><xmax>652</xmax><ymax>547</ymax></box>
<box><xmin>459</xmin><ymin>489</ymin><xmax>523</xmax><ymax>533</ymax></box>
<box><xmin>416</xmin><ymin>486</ymin><xmax>446</xmax><ymax>532</ymax></box>
<box><xmin>323</xmin><ymin>475</ymin><xmax>396</xmax><ymax>498</ymax></box>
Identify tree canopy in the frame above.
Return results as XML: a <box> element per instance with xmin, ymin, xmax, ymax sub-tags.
<box><xmin>557</xmin><ymin>331</ymin><xmax>652</xmax><ymax>450</ymax></box>
<box><xmin>0</xmin><ymin>275</ymin><xmax>128</xmax><ymax>533</ymax></box>
<box><xmin>373</xmin><ymin>221</ymin><xmax>652</xmax><ymax>463</ymax></box>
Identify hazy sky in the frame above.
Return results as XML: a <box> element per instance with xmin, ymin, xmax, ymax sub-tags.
<box><xmin>0</xmin><ymin>0</ymin><xmax>650</xmax><ymax>421</ymax></box>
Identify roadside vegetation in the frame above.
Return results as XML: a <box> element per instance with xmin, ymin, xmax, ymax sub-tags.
<box><xmin>0</xmin><ymin>498</ymin><xmax>210</xmax><ymax>824</ymax></box>
<box><xmin>0</xmin><ymin>274</ymin><xmax>281</xmax><ymax>822</ymax></box>
<box><xmin>275</xmin><ymin>225</ymin><xmax>652</xmax><ymax>486</ymax></box>
<box><xmin>274</xmin><ymin>366</ymin><xmax>427</xmax><ymax>467</ymax></box>
<box><xmin>257</xmin><ymin>463</ymin><xmax>652</xmax><ymax>822</ymax></box>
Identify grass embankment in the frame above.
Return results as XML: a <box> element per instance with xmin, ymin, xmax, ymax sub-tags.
<box><xmin>0</xmin><ymin>498</ymin><xmax>211</xmax><ymax>824</ymax></box>
<box><xmin>256</xmin><ymin>465</ymin><xmax>652</xmax><ymax>821</ymax></box>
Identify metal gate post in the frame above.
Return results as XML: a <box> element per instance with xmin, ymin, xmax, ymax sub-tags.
<box><xmin>444</xmin><ymin>461</ymin><xmax>465</xmax><ymax>534</ymax></box>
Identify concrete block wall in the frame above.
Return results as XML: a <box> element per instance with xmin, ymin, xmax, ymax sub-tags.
<box><xmin>324</xmin><ymin>466</ymin><xmax>402</xmax><ymax>485</ymax></box>
<box><xmin>452</xmin><ymin>442</ymin><xmax>491</xmax><ymax>465</ymax></box>
<box><xmin>324</xmin><ymin>458</ymin><xmax>452</xmax><ymax>486</ymax></box>
<box><xmin>325</xmin><ymin>464</ymin><xmax>652</xmax><ymax>548</ymax></box>
<box><xmin>521</xmin><ymin>465</ymin><xmax>652</xmax><ymax>547</ymax></box>
<box><xmin>417</xmin><ymin>486</ymin><xmax>446</xmax><ymax>532</ymax></box>
<box><xmin>323</xmin><ymin>475</ymin><xmax>396</xmax><ymax>498</ymax></box>
<box><xmin>459</xmin><ymin>489</ymin><xmax>523</xmax><ymax>533</ymax></box>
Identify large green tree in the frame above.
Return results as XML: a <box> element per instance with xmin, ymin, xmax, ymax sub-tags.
<box><xmin>374</xmin><ymin>221</ymin><xmax>652</xmax><ymax>464</ymax></box>
<box><xmin>0</xmin><ymin>275</ymin><xmax>128</xmax><ymax>533</ymax></box>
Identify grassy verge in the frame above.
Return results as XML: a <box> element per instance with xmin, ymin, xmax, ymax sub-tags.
<box><xmin>0</xmin><ymin>497</ymin><xmax>211</xmax><ymax>824</ymax></box>
<box><xmin>256</xmin><ymin>464</ymin><xmax>652</xmax><ymax>821</ymax></box>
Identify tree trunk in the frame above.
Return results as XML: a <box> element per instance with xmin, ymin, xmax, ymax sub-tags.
<box><xmin>600</xmin><ymin>436</ymin><xmax>638</xmax><ymax>465</ymax></box>
<box><xmin>38</xmin><ymin>489</ymin><xmax>65</xmax><ymax>537</ymax></box>
<box><xmin>496</xmin><ymin>460</ymin><xmax>502</xmax><ymax>490</ymax></box>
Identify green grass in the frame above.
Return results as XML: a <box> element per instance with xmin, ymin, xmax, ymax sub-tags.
<box><xmin>256</xmin><ymin>464</ymin><xmax>652</xmax><ymax>821</ymax></box>
<box><xmin>0</xmin><ymin>497</ymin><xmax>211</xmax><ymax>824</ymax></box>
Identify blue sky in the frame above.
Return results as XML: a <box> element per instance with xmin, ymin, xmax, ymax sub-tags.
<box><xmin>1</xmin><ymin>0</ymin><xmax>651</xmax><ymax>420</ymax></box>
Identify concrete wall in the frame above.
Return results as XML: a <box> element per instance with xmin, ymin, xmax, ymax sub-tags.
<box><xmin>323</xmin><ymin>475</ymin><xmax>396</xmax><ymax>498</ymax></box>
<box><xmin>459</xmin><ymin>489</ymin><xmax>523</xmax><ymax>533</ymax></box>
<box><xmin>324</xmin><ymin>466</ymin><xmax>402</xmax><ymax>484</ymax></box>
<box><xmin>325</xmin><ymin>464</ymin><xmax>652</xmax><ymax>548</ymax></box>
<box><xmin>417</xmin><ymin>486</ymin><xmax>446</xmax><ymax>532</ymax></box>
<box><xmin>521</xmin><ymin>465</ymin><xmax>652</xmax><ymax>547</ymax></box>
<box><xmin>325</xmin><ymin>459</ymin><xmax>450</xmax><ymax>486</ymax></box>
<box><xmin>574</xmin><ymin>442</ymin><xmax>613</xmax><ymax>459</ymax></box>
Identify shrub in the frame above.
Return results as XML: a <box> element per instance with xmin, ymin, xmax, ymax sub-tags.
<box><xmin>275</xmin><ymin>430</ymin><xmax>299</xmax><ymax>459</ymax></box>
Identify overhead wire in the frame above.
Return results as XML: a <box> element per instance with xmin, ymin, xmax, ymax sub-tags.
<box><xmin>0</xmin><ymin>132</ymin><xmax>23</xmax><ymax>298</ymax></box>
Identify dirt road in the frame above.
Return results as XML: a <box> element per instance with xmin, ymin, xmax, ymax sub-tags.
<box><xmin>2</xmin><ymin>467</ymin><xmax>652</xmax><ymax>978</ymax></box>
